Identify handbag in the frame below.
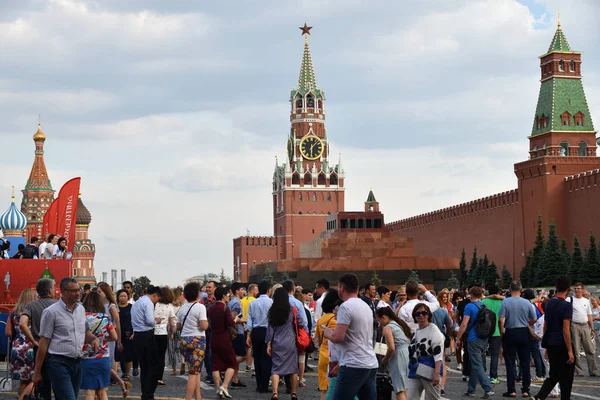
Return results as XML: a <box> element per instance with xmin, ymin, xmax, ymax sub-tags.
<box><xmin>22</xmin><ymin>385</ymin><xmax>39</xmax><ymax>400</ymax></box>
<box><xmin>416</xmin><ymin>363</ymin><xmax>435</xmax><ymax>381</ymax></box>
<box><xmin>225</xmin><ymin>304</ymin><xmax>238</xmax><ymax>341</ymax></box>
<box><xmin>292</xmin><ymin>307</ymin><xmax>310</xmax><ymax>351</ymax></box>
<box><xmin>374</xmin><ymin>334</ymin><xmax>388</xmax><ymax>356</ymax></box>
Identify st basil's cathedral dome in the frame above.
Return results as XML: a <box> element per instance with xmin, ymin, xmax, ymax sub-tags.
<box><xmin>76</xmin><ymin>194</ymin><xmax>92</xmax><ymax>225</ymax></box>
<box><xmin>0</xmin><ymin>192</ymin><xmax>27</xmax><ymax>233</ymax></box>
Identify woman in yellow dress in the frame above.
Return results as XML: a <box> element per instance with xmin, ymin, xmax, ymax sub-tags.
<box><xmin>314</xmin><ymin>289</ymin><xmax>340</xmax><ymax>400</ymax></box>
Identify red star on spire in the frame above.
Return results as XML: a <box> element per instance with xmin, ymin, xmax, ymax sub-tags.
<box><xmin>299</xmin><ymin>23</ymin><xmax>312</xmax><ymax>36</ymax></box>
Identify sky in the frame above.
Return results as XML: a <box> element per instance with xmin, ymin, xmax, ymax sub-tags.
<box><xmin>0</xmin><ymin>0</ymin><xmax>598</xmax><ymax>286</ymax></box>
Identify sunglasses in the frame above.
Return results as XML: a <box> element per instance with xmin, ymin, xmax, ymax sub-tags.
<box><xmin>414</xmin><ymin>311</ymin><xmax>429</xmax><ymax>317</ymax></box>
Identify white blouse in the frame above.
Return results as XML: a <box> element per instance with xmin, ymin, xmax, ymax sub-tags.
<box><xmin>154</xmin><ymin>303</ymin><xmax>175</xmax><ymax>335</ymax></box>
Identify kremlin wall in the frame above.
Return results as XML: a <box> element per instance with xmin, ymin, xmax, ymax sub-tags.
<box><xmin>233</xmin><ymin>22</ymin><xmax>599</xmax><ymax>288</ymax></box>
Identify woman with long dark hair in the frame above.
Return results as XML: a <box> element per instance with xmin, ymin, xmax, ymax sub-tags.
<box><xmin>207</xmin><ymin>286</ymin><xmax>239</xmax><ymax>399</ymax></box>
<box><xmin>115</xmin><ymin>289</ymin><xmax>136</xmax><ymax>381</ymax></box>
<box><xmin>267</xmin><ymin>287</ymin><xmax>299</xmax><ymax>400</ymax></box>
<box><xmin>376</xmin><ymin>307</ymin><xmax>413</xmax><ymax>400</ymax></box>
<box><xmin>53</xmin><ymin>237</ymin><xmax>68</xmax><ymax>259</ymax></box>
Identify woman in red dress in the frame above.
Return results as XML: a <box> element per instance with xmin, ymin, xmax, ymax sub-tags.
<box><xmin>207</xmin><ymin>286</ymin><xmax>241</xmax><ymax>399</ymax></box>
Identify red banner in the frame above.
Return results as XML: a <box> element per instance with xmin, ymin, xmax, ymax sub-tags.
<box><xmin>42</xmin><ymin>197</ymin><xmax>58</xmax><ymax>238</ymax></box>
<box><xmin>55</xmin><ymin>177</ymin><xmax>81</xmax><ymax>252</ymax></box>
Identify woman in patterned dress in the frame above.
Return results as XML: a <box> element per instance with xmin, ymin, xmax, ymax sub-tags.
<box><xmin>5</xmin><ymin>289</ymin><xmax>36</xmax><ymax>397</ymax></box>
<box><xmin>81</xmin><ymin>292</ymin><xmax>131</xmax><ymax>400</ymax></box>
<box><xmin>168</xmin><ymin>287</ymin><xmax>185</xmax><ymax>376</ymax></box>
<box><xmin>178</xmin><ymin>282</ymin><xmax>209</xmax><ymax>400</ymax></box>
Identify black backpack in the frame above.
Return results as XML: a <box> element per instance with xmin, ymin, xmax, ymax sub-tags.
<box><xmin>467</xmin><ymin>303</ymin><xmax>496</xmax><ymax>339</ymax></box>
<box><xmin>22</xmin><ymin>245</ymin><xmax>38</xmax><ymax>259</ymax></box>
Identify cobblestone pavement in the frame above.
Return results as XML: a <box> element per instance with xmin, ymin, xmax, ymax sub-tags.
<box><xmin>1</xmin><ymin>356</ymin><xmax>600</xmax><ymax>399</ymax></box>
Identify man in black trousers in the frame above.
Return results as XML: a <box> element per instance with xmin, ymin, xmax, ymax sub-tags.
<box><xmin>131</xmin><ymin>286</ymin><xmax>162</xmax><ymax>400</ymax></box>
<box><xmin>246</xmin><ymin>280</ymin><xmax>273</xmax><ymax>393</ymax></box>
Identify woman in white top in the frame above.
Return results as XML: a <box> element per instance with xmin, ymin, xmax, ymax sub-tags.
<box><xmin>377</xmin><ymin>286</ymin><xmax>392</xmax><ymax>309</ymax></box>
<box><xmin>178</xmin><ymin>282</ymin><xmax>208</xmax><ymax>400</ymax></box>
<box><xmin>155</xmin><ymin>286</ymin><xmax>176</xmax><ymax>386</ymax></box>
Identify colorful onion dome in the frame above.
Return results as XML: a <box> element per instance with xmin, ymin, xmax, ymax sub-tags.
<box><xmin>0</xmin><ymin>189</ymin><xmax>27</xmax><ymax>231</ymax></box>
<box><xmin>76</xmin><ymin>193</ymin><xmax>92</xmax><ymax>225</ymax></box>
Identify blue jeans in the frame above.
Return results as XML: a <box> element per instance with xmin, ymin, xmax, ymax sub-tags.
<box><xmin>332</xmin><ymin>366</ymin><xmax>377</xmax><ymax>400</ymax></box>
<box><xmin>204</xmin><ymin>330</ymin><xmax>213</xmax><ymax>381</ymax></box>
<box><xmin>467</xmin><ymin>338</ymin><xmax>492</xmax><ymax>394</ymax></box>
<box><xmin>46</xmin><ymin>355</ymin><xmax>82</xmax><ymax>400</ymax></box>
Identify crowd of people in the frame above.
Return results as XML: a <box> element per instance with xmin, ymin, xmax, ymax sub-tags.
<box><xmin>2</xmin><ymin>272</ymin><xmax>599</xmax><ymax>400</ymax></box>
<box><xmin>1</xmin><ymin>234</ymin><xmax>71</xmax><ymax>260</ymax></box>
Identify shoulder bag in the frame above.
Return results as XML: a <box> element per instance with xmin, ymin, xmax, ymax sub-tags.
<box><xmin>225</xmin><ymin>303</ymin><xmax>238</xmax><ymax>341</ymax></box>
<box><xmin>179</xmin><ymin>303</ymin><xmax>199</xmax><ymax>350</ymax></box>
<box><xmin>292</xmin><ymin>306</ymin><xmax>310</xmax><ymax>351</ymax></box>
<box><xmin>374</xmin><ymin>333</ymin><xmax>388</xmax><ymax>356</ymax></box>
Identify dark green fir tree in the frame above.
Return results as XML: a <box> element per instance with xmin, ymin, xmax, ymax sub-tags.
<box><xmin>467</xmin><ymin>247</ymin><xmax>478</xmax><ymax>285</ymax></box>
<box><xmin>520</xmin><ymin>251</ymin><xmax>534</xmax><ymax>287</ymax></box>
<box><xmin>500</xmin><ymin>265</ymin><xmax>512</xmax><ymax>290</ymax></box>
<box><xmin>262</xmin><ymin>268</ymin><xmax>274</xmax><ymax>285</ymax></box>
<box><xmin>560</xmin><ymin>238</ymin><xmax>571</xmax><ymax>272</ymax></box>
<box><xmin>459</xmin><ymin>248</ymin><xmax>468</xmax><ymax>287</ymax></box>
<box><xmin>581</xmin><ymin>233</ymin><xmax>600</xmax><ymax>284</ymax></box>
<box><xmin>483</xmin><ymin>261</ymin><xmax>500</xmax><ymax>287</ymax></box>
<box><xmin>569</xmin><ymin>235</ymin><xmax>583</xmax><ymax>284</ymax></box>
<box><xmin>371</xmin><ymin>270</ymin><xmax>382</xmax><ymax>287</ymax></box>
<box><xmin>447</xmin><ymin>272</ymin><xmax>460</xmax><ymax>290</ymax></box>
<box><xmin>537</xmin><ymin>223</ymin><xmax>563</xmax><ymax>286</ymax></box>
<box><xmin>407</xmin><ymin>269</ymin><xmax>422</xmax><ymax>283</ymax></box>
<box><xmin>528</xmin><ymin>215</ymin><xmax>545</xmax><ymax>287</ymax></box>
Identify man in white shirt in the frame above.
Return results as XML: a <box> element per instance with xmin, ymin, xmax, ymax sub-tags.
<box><xmin>38</xmin><ymin>234</ymin><xmax>49</xmax><ymax>259</ymax></box>
<box><xmin>324</xmin><ymin>273</ymin><xmax>378</xmax><ymax>399</ymax></box>
<box><xmin>570</xmin><ymin>283</ymin><xmax>599</xmax><ymax>376</ymax></box>
<box><xmin>314</xmin><ymin>278</ymin><xmax>329</xmax><ymax>322</ymax></box>
<box><xmin>398</xmin><ymin>280</ymin><xmax>440</xmax><ymax>332</ymax></box>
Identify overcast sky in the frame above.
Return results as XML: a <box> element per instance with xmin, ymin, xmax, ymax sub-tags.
<box><xmin>1</xmin><ymin>0</ymin><xmax>598</xmax><ymax>286</ymax></box>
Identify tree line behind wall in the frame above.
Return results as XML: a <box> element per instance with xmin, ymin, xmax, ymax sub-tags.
<box><xmin>458</xmin><ymin>247</ymin><xmax>513</xmax><ymax>290</ymax></box>
<box><xmin>519</xmin><ymin>216</ymin><xmax>600</xmax><ymax>287</ymax></box>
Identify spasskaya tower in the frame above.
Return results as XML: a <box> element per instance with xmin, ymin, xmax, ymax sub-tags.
<box><xmin>272</xmin><ymin>24</ymin><xmax>345</xmax><ymax>260</ymax></box>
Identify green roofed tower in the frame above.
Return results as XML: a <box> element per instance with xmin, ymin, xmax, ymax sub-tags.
<box><xmin>529</xmin><ymin>20</ymin><xmax>596</xmax><ymax>158</ymax></box>
<box><xmin>365</xmin><ymin>188</ymin><xmax>379</xmax><ymax>212</ymax></box>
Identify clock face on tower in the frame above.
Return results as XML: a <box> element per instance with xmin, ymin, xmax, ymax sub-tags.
<box><xmin>299</xmin><ymin>135</ymin><xmax>324</xmax><ymax>160</ymax></box>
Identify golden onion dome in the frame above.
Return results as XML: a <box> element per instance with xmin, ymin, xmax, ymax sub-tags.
<box><xmin>33</xmin><ymin>123</ymin><xmax>46</xmax><ymax>142</ymax></box>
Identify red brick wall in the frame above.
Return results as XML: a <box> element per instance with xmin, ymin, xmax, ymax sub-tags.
<box><xmin>233</xmin><ymin>236</ymin><xmax>278</xmax><ymax>282</ymax></box>
<box><xmin>565</xmin><ymin>169</ymin><xmax>600</xmax><ymax>246</ymax></box>
<box><xmin>388</xmin><ymin>190</ymin><xmax>524</xmax><ymax>278</ymax></box>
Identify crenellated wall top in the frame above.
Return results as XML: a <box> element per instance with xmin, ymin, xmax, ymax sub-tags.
<box><xmin>233</xmin><ymin>235</ymin><xmax>278</xmax><ymax>247</ymax></box>
<box><xmin>387</xmin><ymin>189</ymin><xmax>519</xmax><ymax>231</ymax></box>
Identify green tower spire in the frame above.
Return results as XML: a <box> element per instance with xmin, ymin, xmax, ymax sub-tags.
<box><xmin>531</xmin><ymin>23</ymin><xmax>594</xmax><ymax>137</ymax></box>
<box><xmin>547</xmin><ymin>21</ymin><xmax>572</xmax><ymax>54</ymax></box>
<box><xmin>298</xmin><ymin>35</ymin><xmax>317</xmax><ymax>91</ymax></box>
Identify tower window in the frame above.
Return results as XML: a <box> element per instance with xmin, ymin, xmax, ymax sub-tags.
<box><xmin>312</xmin><ymin>193</ymin><xmax>316</xmax><ymax>201</ymax></box>
<box><xmin>579</xmin><ymin>141</ymin><xmax>588</xmax><ymax>156</ymax></box>
<box><xmin>307</xmin><ymin>95</ymin><xmax>314</xmax><ymax>108</ymax></box>
<box><xmin>535</xmin><ymin>116</ymin><xmax>540</xmax><ymax>130</ymax></box>
<box><xmin>296</xmin><ymin>96</ymin><xmax>302</xmax><ymax>109</ymax></box>
<box><xmin>327</xmin><ymin>193</ymin><xmax>331</xmax><ymax>201</ymax></box>
<box><xmin>561</xmin><ymin>111</ymin><xmax>571</xmax><ymax>126</ymax></box>
<box><xmin>574</xmin><ymin>112</ymin><xmax>585</xmax><ymax>126</ymax></box>
<box><xmin>298</xmin><ymin>193</ymin><xmax>302</xmax><ymax>201</ymax></box>
<box><xmin>560</xmin><ymin>141</ymin><xmax>569</xmax><ymax>156</ymax></box>
<box><xmin>299</xmin><ymin>211</ymin><xmax>303</xmax><ymax>215</ymax></box>
<box><xmin>570</xmin><ymin>60</ymin><xmax>575</xmax><ymax>72</ymax></box>
<box><xmin>559</xmin><ymin>60</ymin><xmax>564</xmax><ymax>72</ymax></box>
